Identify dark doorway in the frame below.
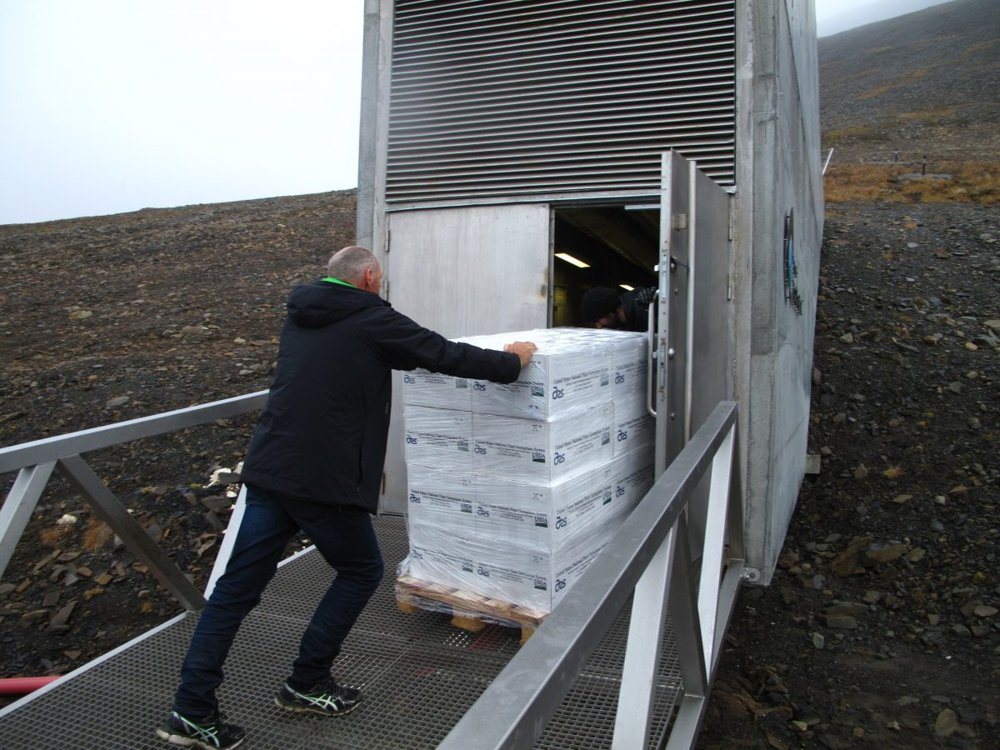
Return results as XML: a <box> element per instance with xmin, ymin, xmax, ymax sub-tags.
<box><xmin>552</xmin><ymin>205</ymin><xmax>659</xmax><ymax>326</ymax></box>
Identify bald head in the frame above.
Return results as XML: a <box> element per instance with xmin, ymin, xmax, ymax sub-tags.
<box><xmin>327</xmin><ymin>246</ymin><xmax>382</xmax><ymax>294</ymax></box>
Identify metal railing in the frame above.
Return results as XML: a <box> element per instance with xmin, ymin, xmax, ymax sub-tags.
<box><xmin>0</xmin><ymin>391</ymin><xmax>268</xmax><ymax>610</ymax></box>
<box><xmin>439</xmin><ymin>400</ymin><xmax>744</xmax><ymax>750</ymax></box>
<box><xmin>2</xmin><ymin>396</ymin><xmax>743</xmax><ymax>749</ymax></box>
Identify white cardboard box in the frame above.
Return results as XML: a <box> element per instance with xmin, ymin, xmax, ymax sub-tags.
<box><xmin>401</xmin><ymin>370</ymin><xmax>473</xmax><ymax>411</ymax></box>
<box><xmin>402</xmin><ymin>328</ymin><xmax>647</xmax><ymax>421</ymax></box>
<box><xmin>407</xmin><ymin>459</ymin><xmax>628</xmax><ymax>553</ymax></box>
<box><xmin>403</xmin><ymin>405</ymin><xmax>472</xmax><ymax>468</ymax></box>
<box><xmin>470</xmin><ymin>402</ymin><xmax>614</xmax><ymax>481</ymax></box>
<box><xmin>404</xmin><ymin>447</ymin><xmax>653</xmax><ymax>614</ymax></box>
<box><xmin>613</xmin><ymin>395</ymin><xmax>654</xmax><ymax>456</ymax></box>
<box><xmin>405</xmin><ymin>522</ymin><xmax>613</xmax><ymax>614</ymax></box>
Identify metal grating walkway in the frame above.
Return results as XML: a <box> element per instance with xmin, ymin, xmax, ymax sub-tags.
<box><xmin>0</xmin><ymin>516</ymin><xmax>682</xmax><ymax>749</ymax></box>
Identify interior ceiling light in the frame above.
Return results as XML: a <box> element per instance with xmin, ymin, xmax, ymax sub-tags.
<box><xmin>619</xmin><ymin>284</ymin><xmax>635</xmax><ymax>291</ymax></box>
<box><xmin>555</xmin><ymin>252</ymin><xmax>590</xmax><ymax>268</ymax></box>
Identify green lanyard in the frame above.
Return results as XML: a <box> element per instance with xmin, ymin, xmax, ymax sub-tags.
<box><xmin>320</xmin><ymin>276</ymin><xmax>355</xmax><ymax>288</ymax></box>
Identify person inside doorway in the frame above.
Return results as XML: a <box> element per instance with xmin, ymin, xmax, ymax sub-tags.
<box><xmin>580</xmin><ymin>286</ymin><xmax>657</xmax><ymax>331</ymax></box>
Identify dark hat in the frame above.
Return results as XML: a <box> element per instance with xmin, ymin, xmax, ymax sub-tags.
<box><xmin>580</xmin><ymin>287</ymin><xmax>622</xmax><ymax>325</ymax></box>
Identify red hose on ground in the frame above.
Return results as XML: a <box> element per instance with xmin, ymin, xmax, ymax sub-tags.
<box><xmin>0</xmin><ymin>676</ymin><xmax>60</xmax><ymax>696</ymax></box>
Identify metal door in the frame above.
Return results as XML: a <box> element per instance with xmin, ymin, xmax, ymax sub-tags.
<box><xmin>380</xmin><ymin>204</ymin><xmax>550</xmax><ymax>514</ymax></box>
<box><xmin>653</xmin><ymin>151</ymin><xmax>732</xmax><ymax>475</ymax></box>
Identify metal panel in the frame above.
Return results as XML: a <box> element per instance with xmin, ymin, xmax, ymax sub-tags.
<box><xmin>655</xmin><ymin>151</ymin><xmax>733</xmax><ymax>573</ymax></box>
<box><xmin>379</xmin><ymin>204</ymin><xmax>550</xmax><ymax>513</ymax></box>
<box><xmin>688</xmin><ymin>165</ymin><xmax>732</xmax><ymax>437</ymax></box>
<box><xmin>385</xmin><ymin>0</ymin><xmax>737</xmax><ymax>203</ymax></box>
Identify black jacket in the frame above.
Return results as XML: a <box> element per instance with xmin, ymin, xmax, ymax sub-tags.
<box><xmin>241</xmin><ymin>280</ymin><xmax>521</xmax><ymax>512</ymax></box>
<box><xmin>621</xmin><ymin>287</ymin><xmax>657</xmax><ymax>331</ymax></box>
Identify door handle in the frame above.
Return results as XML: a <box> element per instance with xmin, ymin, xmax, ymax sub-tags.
<box><xmin>646</xmin><ymin>302</ymin><xmax>657</xmax><ymax>418</ymax></box>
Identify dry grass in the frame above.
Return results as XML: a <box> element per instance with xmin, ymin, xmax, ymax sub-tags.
<box><xmin>823</xmin><ymin>124</ymin><xmax>882</xmax><ymax>144</ymax></box>
<box><xmin>858</xmin><ymin>68</ymin><xmax>930</xmax><ymax>101</ymax></box>
<box><xmin>824</xmin><ymin>161</ymin><xmax>1000</xmax><ymax>204</ymax></box>
<box><xmin>894</xmin><ymin>107</ymin><xmax>956</xmax><ymax>124</ymax></box>
<box><xmin>962</xmin><ymin>39</ymin><xmax>999</xmax><ymax>58</ymax></box>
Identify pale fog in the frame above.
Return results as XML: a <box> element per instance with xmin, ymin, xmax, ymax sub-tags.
<box><xmin>0</xmin><ymin>0</ymin><xmax>953</xmax><ymax>225</ymax></box>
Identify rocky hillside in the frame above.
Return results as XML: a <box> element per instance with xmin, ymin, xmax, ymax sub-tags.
<box><xmin>819</xmin><ymin>0</ymin><xmax>1000</xmax><ymax>161</ymax></box>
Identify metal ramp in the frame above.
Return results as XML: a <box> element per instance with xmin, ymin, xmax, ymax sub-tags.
<box><xmin>2</xmin><ymin>389</ymin><xmax>743</xmax><ymax>749</ymax></box>
<box><xmin>0</xmin><ymin>515</ymin><xmax>682</xmax><ymax>750</ymax></box>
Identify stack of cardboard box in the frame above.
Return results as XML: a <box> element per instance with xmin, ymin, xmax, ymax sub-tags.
<box><xmin>400</xmin><ymin>328</ymin><xmax>654</xmax><ymax>619</ymax></box>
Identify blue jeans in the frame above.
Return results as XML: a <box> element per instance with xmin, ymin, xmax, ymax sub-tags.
<box><xmin>172</xmin><ymin>486</ymin><xmax>384</xmax><ymax>718</ymax></box>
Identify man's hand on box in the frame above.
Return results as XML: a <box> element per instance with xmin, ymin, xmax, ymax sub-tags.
<box><xmin>504</xmin><ymin>341</ymin><xmax>538</xmax><ymax>368</ymax></box>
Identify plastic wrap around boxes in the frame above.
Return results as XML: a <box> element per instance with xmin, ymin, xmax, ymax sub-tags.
<box><xmin>400</xmin><ymin>328</ymin><xmax>654</xmax><ymax>620</ymax></box>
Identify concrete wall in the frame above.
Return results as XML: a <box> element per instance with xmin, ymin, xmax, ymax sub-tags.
<box><xmin>734</xmin><ymin>0</ymin><xmax>823</xmax><ymax>583</ymax></box>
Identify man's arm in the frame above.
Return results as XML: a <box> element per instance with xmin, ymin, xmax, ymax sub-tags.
<box><xmin>372</xmin><ymin>308</ymin><xmax>535</xmax><ymax>384</ymax></box>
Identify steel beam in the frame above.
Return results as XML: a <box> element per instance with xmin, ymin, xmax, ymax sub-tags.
<box><xmin>0</xmin><ymin>462</ymin><xmax>56</xmax><ymax>579</ymax></box>
<box><xmin>57</xmin><ymin>455</ymin><xmax>205</xmax><ymax>611</ymax></box>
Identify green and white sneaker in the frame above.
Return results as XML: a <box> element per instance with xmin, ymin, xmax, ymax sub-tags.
<box><xmin>156</xmin><ymin>710</ymin><xmax>246</xmax><ymax>749</ymax></box>
<box><xmin>275</xmin><ymin>677</ymin><xmax>363</xmax><ymax>717</ymax></box>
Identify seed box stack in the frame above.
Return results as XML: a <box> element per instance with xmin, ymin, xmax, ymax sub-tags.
<box><xmin>400</xmin><ymin>328</ymin><xmax>653</xmax><ymax>621</ymax></box>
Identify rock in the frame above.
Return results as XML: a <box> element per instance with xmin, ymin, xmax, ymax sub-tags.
<box><xmin>934</xmin><ymin>708</ymin><xmax>959</xmax><ymax>737</ymax></box>
<box><xmin>47</xmin><ymin>600</ymin><xmax>77</xmax><ymax>633</ymax></box>
<box><xmin>209</xmin><ymin>469</ymin><xmax>241</xmax><ymax>486</ymax></box>
<box><xmin>805</xmin><ymin>454</ymin><xmax>822</xmax><ymax>475</ymax></box>
<box><xmin>105</xmin><ymin>396</ymin><xmax>130</xmax><ymax>408</ymax></box>
<box><xmin>973</xmin><ymin>605</ymin><xmax>997</xmax><ymax>618</ymax></box>
<box><xmin>831</xmin><ymin>537</ymin><xmax>875</xmax><ymax>577</ymax></box>
<box><xmin>853</xmin><ymin>464</ymin><xmax>869</xmax><ymax>480</ymax></box>
<box><xmin>200</xmin><ymin>495</ymin><xmax>232</xmax><ymax>512</ymax></box>
<box><xmin>823</xmin><ymin>613</ymin><xmax>858</xmax><ymax>629</ymax></box>
<box><xmin>812</xmin><ymin>632</ymin><xmax>826</xmax><ymax>649</ymax></box>
<box><xmin>865</xmin><ymin>541</ymin><xmax>908</xmax><ymax>563</ymax></box>
<box><xmin>826</xmin><ymin>602</ymin><xmax>868</xmax><ymax>617</ymax></box>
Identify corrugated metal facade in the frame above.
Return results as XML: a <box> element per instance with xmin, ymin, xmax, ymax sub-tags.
<box><xmin>386</xmin><ymin>0</ymin><xmax>736</xmax><ymax>204</ymax></box>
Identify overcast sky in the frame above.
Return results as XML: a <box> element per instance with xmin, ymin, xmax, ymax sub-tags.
<box><xmin>0</xmin><ymin>0</ymin><xmax>952</xmax><ymax>225</ymax></box>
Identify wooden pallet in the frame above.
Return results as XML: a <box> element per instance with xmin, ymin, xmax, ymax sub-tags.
<box><xmin>396</xmin><ymin>574</ymin><xmax>547</xmax><ymax>645</ymax></box>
